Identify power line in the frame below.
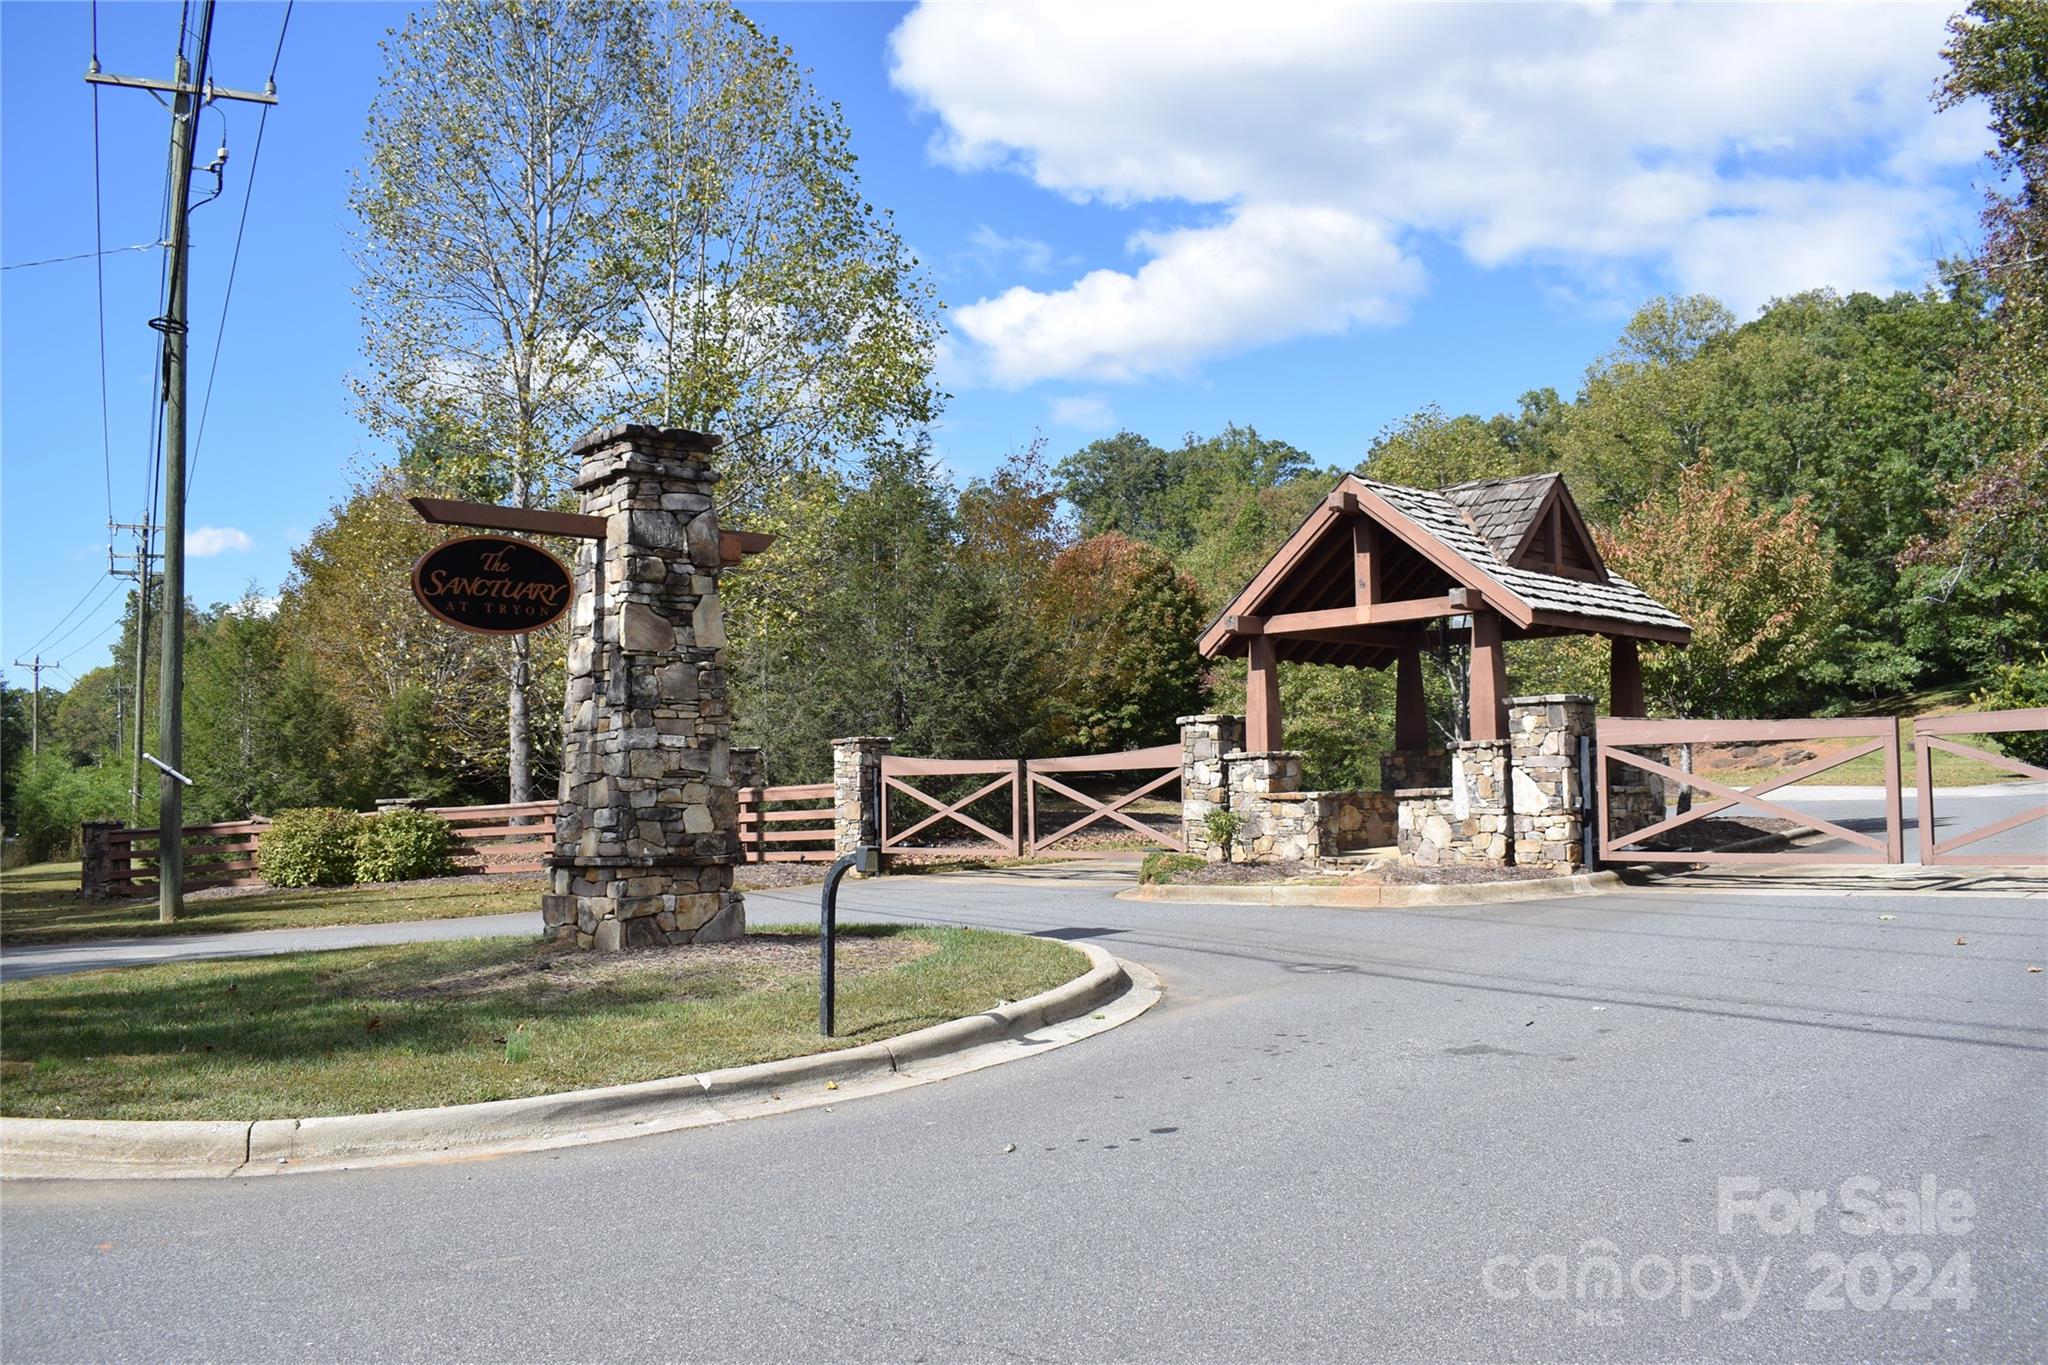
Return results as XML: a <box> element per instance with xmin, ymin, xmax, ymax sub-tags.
<box><xmin>17</xmin><ymin>577</ymin><xmax>113</xmax><ymax>657</ymax></box>
<box><xmin>0</xmin><ymin>239</ymin><xmax>164</xmax><ymax>272</ymax></box>
<box><xmin>191</xmin><ymin>0</ymin><xmax>291</xmax><ymax>493</ymax></box>
<box><xmin>35</xmin><ymin>580</ymin><xmax>124</xmax><ymax>657</ymax></box>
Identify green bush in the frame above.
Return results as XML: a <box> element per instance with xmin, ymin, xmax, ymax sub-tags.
<box><xmin>353</xmin><ymin>807</ymin><xmax>457</xmax><ymax>883</ymax></box>
<box><xmin>1973</xmin><ymin>654</ymin><xmax>2048</xmax><ymax>767</ymax></box>
<box><xmin>1202</xmin><ymin>808</ymin><xmax>1243</xmax><ymax>863</ymax></box>
<box><xmin>257</xmin><ymin>807</ymin><xmax>362</xmax><ymax>888</ymax></box>
<box><xmin>1139</xmin><ymin>851</ymin><xmax>1204</xmax><ymax>884</ymax></box>
<box><xmin>3</xmin><ymin>751</ymin><xmax>131</xmax><ymax>863</ymax></box>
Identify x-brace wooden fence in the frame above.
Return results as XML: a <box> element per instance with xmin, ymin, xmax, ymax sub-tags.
<box><xmin>1026</xmin><ymin>744</ymin><xmax>1184</xmax><ymax>854</ymax></box>
<box><xmin>1914</xmin><ymin>707</ymin><xmax>2048</xmax><ymax>867</ymax></box>
<box><xmin>881</xmin><ymin>756</ymin><xmax>1025</xmax><ymax>856</ymax></box>
<box><xmin>880</xmin><ymin>747</ymin><xmax>1186</xmax><ymax>857</ymax></box>
<box><xmin>1598</xmin><ymin>717</ymin><xmax>1904</xmax><ymax>864</ymax></box>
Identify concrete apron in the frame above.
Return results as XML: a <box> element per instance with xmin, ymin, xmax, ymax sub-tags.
<box><xmin>1</xmin><ymin>941</ymin><xmax>1160</xmax><ymax>1181</ymax></box>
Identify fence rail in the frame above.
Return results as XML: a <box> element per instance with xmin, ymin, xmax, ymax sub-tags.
<box><xmin>1914</xmin><ymin>706</ymin><xmax>2048</xmax><ymax>867</ymax></box>
<box><xmin>737</xmin><ymin>783</ymin><xmax>836</xmax><ymax>863</ymax></box>
<box><xmin>1026</xmin><ymin>743</ymin><xmax>1183</xmax><ymax>854</ymax></box>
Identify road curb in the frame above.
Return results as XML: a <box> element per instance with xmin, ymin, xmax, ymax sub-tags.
<box><xmin>1</xmin><ymin>939</ymin><xmax>1158</xmax><ymax>1181</ymax></box>
<box><xmin>1117</xmin><ymin>870</ymin><xmax>1622</xmax><ymax>908</ymax></box>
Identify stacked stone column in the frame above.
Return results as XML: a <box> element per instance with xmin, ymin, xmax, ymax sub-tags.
<box><xmin>79</xmin><ymin>820</ymin><xmax>121</xmax><ymax>900</ymax></box>
<box><xmin>1509</xmin><ymin>694</ymin><xmax>1594</xmax><ymax>870</ymax></box>
<box><xmin>1397</xmin><ymin>738</ymin><xmax>1512</xmax><ymax>867</ymax></box>
<box><xmin>1179</xmin><ymin>714</ymin><xmax>1244</xmax><ymax>860</ymax></box>
<box><xmin>832</xmin><ymin>736</ymin><xmax>891</xmax><ymax>858</ymax></box>
<box><xmin>544</xmin><ymin>424</ymin><xmax>743</xmax><ymax>950</ymax></box>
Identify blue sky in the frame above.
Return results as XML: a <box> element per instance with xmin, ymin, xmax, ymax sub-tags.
<box><xmin>1</xmin><ymin>1</ymin><xmax>1994</xmax><ymax>689</ymax></box>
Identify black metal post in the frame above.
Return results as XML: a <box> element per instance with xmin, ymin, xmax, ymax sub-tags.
<box><xmin>819</xmin><ymin>846</ymin><xmax>874</xmax><ymax>1036</ymax></box>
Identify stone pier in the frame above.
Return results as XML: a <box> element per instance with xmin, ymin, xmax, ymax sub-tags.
<box><xmin>832</xmin><ymin>736</ymin><xmax>891</xmax><ymax>860</ymax></box>
<box><xmin>543</xmin><ymin>424</ymin><xmax>744</xmax><ymax>950</ymax></box>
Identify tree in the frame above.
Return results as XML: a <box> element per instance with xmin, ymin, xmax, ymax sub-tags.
<box><xmin>1598</xmin><ymin>460</ymin><xmax>1839</xmax><ymax>719</ymax></box>
<box><xmin>1904</xmin><ymin>1</ymin><xmax>2048</xmax><ymax>664</ymax></box>
<box><xmin>355</xmin><ymin>0</ymin><xmax>641</xmax><ymax>801</ymax></box>
<box><xmin>1037</xmin><ymin>534</ymin><xmax>1207</xmax><ymax>754</ymax></box>
<box><xmin>1360</xmin><ymin>403</ymin><xmax>1529</xmax><ymax>489</ymax></box>
<box><xmin>618</xmin><ymin>3</ymin><xmax>941</xmax><ymax>512</ymax></box>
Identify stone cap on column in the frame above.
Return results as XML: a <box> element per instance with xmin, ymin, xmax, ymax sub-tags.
<box><xmin>571</xmin><ymin>423</ymin><xmax>722</xmax><ymax>456</ymax></box>
<box><xmin>1224</xmin><ymin>749</ymin><xmax>1305</xmax><ymax>762</ymax></box>
<box><xmin>1507</xmin><ymin>693</ymin><xmax>1596</xmax><ymax>706</ymax></box>
<box><xmin>831</xmin><ymin>735</ymin><xmax>894</xmax><ymax>747</ymax></box>
<box><xmin>1177</xmin><ymin>713</ymin><xmax>1242</xmax><ymax>726</ymax></box>
<box><xmin>572</xmin><ymin>424</ymin><xmax>724</xmax><ymax>489</ymax></box>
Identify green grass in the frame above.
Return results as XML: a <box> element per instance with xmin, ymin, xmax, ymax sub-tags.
<box><xmin>1705</xmin><ymin>720</ymin><xmax>2032</xmax><ymax>790</ymax></box>
<box><xmin>0</xmin><ymin>924</ymin><xmax>1085</xmax><ymax>1121</ymax></box>
<box><xmin>0</xmin><ymin>863</ymin><xmax>542</xmax><ymax>947</ymax></box>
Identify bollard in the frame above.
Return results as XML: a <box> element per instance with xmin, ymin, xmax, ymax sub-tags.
<box><xmin>819</xmin><ymin>844</ymin><xmax>880</xmax><ymax>1036</ymax></box>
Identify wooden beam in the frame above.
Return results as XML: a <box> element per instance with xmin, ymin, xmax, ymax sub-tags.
<box><xmin>1610</xmin><ymin>636</ymin><xmax>1644</xmax><ymax>717</ymax></box>
<box><xmin>1225</xmin><ymin>613</ymin><xmax>1416</xmax><ymax>649</ymax></box>
<box><xmin>1353</xmin><ymin>517</ymin><xmax>1379</xmax><ymax>607</ymax></box>
<box><xmin>409</xmin><ymin>497</ymin><xmax>606</xmax><ymax>540</ymax></box>
<box><xmin>1363</xmin><ymin>594</ymin><xmax>1464</xmax><ymax>624</ymax></box>
<box><xmin>1247</xmin><ymin>635</ymin><xmax>1282</xmax><ymax>751</ymax></box>
<box><xmin>1530</xmin><ymin>609</ymin><xmax>1690</xmax><ymax>645</ymax></box>
<box><xmin>1396</xmin><ymin>647</ymin><xmax>1427</xmax><ymax>750</ymax></box>
<box><xmin>1469</xmin><ymin>607</ymin><xmax>1507</xmax><ymax>741</ymax></box>
<box><xmin>719</xmin><ymin>529</ymin><xmax>777</xmax><ymax>566</ymax></box>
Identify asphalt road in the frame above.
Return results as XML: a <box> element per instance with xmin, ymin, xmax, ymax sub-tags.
<box><xmin>1732</xmin><ymin>781</ymin><xmax>2046</xmax><ymax>864</ymax></box>
<box><xmin>5</xmin><ymin>870</ymin><xmax>2045</xmax><ymax>1363</ymax></box>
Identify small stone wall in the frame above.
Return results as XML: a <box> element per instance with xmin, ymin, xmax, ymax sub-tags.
<box><xmin>1396</xmin><ymin>738</ymin><xmax>1512</xmax><ymax>866</ymax></box>
<box><xmin>1606</xmin><ymin>785</ymin><xmax>1664</xmax><ymax>846</ymax></box>
<box><xmin>1319</xmin><ymin>790</ymin><xmax>1397</xmax><ymax>854</ymax></box>
<box><xmin>1380</xmin><ymin>748</ymin><xmax>1448</xmax><ymax>792</ymax></box>
<box><xmin>79</xmin><ymin>821</ymin><xmax>120</xmax><ymax>900</ymax></box>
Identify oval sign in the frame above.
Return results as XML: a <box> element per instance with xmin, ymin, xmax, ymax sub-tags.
<box><xmin>411</xmin><ymin>535</ymin><xmax>574</xmax><ymax>635</ymax></box>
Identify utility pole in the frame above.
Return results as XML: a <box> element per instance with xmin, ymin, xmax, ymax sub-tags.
<box><xmin>90</xmin><ymin>3</ymin><xmax>276</xmax><ymax>922</ymax></box>
<box><xmin>111</xmin><ymin>518</ymin><xmax>160</xmax><ymax>820</ymax></box>
<box><xmin>10</xmin><ymin>656</ymin><xmax>47</xmax><ymax>754</ymax></box>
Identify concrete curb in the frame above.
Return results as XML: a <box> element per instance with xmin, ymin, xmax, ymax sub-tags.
<box><xmin>1117</xmin><ymin>870</ymin><xmax>1622</xmax><ymax>909</ymax></box>
<box><xmin>1</xmin><ymin>940</ymin><xmax>1159</xmax><ymax>1181</ymax></box>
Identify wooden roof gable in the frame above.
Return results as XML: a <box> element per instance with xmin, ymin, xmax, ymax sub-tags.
<box><xmin>1197</xmin><ymin>472</ymin><xmax>1689</xmax><ymax>665</ymax></box>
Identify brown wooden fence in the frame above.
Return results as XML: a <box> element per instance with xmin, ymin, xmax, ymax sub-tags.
<box><xmin>1915</xmin><ymin>706</ymin><xmax>2048</xmax><ymax>867</ymax></box>
<box><xmin>737</xmin><ymin>783</ymin><xmax>837</xmax><ymax>862</ymax></box>
<box><xmin>881</xmin><ymin>756</ymin><xmax>1023</xmax><ymax>856</ymax></box>
<box><xmin>99</xmin><ymin>800</ymin><xmax>559</xmax><ymax>897</ymax></box>
<box><xmin>1026</xmin><ymin>744</ymin><xmax>1183</xmax><ymax>854</ymax></box>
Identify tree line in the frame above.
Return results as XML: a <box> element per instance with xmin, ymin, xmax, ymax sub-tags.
<box><xmin>4</xmin><ymin>0</ymin><xmax>2041</xmax><ymax>856</ymax></box>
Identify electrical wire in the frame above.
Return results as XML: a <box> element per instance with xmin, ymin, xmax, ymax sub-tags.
<box><xmin>190</xmin><ymin>0</ymin><xmax>291</xmax><ymax>493</ymax></box>
<box><xmin>0</xmin><ymin>240</ymin><xmax>165</xmax><ymax>272</ymax></box>
<box><xmin>31</xmin><ymin>580</ymin><xmax>124</xmax><ymax>658</ymax></box>
<box><xmin>17</xmin><ymin>579</ymin><xmax>112</xmax><ymax>656</ymax></box>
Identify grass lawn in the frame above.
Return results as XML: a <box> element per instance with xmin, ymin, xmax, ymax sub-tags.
<box><xmin>0</xmin><ymin>924</ymin><xmax>1085</xmax><ymax>1121</ymax></box>
<box><xmin>1706</xmin><ymin>720</ymin><xmax>2034</xmax><ymax>790</ymax></box>
<box><xmin>0</xmin><ymin>863</ymin><xmax>542</xmax><ymax>947</ymax></box>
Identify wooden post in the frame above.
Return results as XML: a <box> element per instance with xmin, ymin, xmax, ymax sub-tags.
<box><xmin>1247</xmin><ymin>635</ymin><xmax>1283</xmax><ymax>751</ymax></box>
<box><xmin>1468</xmin><ymin>608</ymin><xmax>1507</xmax><ymax>742</ymax></box>
<box><xmin>1610</xmin><ymin>636</ymin><xmax>1645</xmax><ymax>717</ymax></box>
<box><xmin>1395</xmin><ymin>645</ymin><xmax>1427</xmax><ymax>750</ymax></box>
<box><xmin>1352</xmin><ymin>517</ymin><xmax>1379</xmax><ymax>607</ymax></box>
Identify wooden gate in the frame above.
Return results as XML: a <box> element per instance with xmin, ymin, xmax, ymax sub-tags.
<box><xmin>1597</xmin><ymin>717</ymin><xmax>1904</xmax><ymax>865</ymax></box>
<box><xmin>737</xmin><ymin>783</ymin><xmax>837</xmax><ymax>862</ymax></box>
<box><xmin>1026</xmin><ymin>744</ymin><xmax>1184</xmax><ymax>854</ymax></box>
<box><xmin>880</xmin><ymin>756</ymin><xmax>1022</xmax><ymax>856</ymax></box>
<box><xmin>1915</xmin><ymin>707</ymin><xmax>2048</xmax><ymax>867</ymax></box>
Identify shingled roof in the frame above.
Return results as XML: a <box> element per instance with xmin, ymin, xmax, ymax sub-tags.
<box><xmin>1197</xmin><ymin>471</ymin><xmax>1690</xmax><ymax>668</ymax></box>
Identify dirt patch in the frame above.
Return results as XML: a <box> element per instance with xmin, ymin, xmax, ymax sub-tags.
<box><xmin>383</xmin><ymin>932</ymin><xmax>936</xmax><ymax>1002</ymax></box>
<box><xmin>1378</xmin><ymin>864</ymin><xmax>1561</xmax><ymax>885</ymax></box>
<box><xmin>1629</xmin><ymin>815</ymin><xmax>1800</xmax><ymax>854</ymax></box>
<box><xmin>1169</xmin><ymin>860</ymin><xmax>1326</xmax><ymax>885</ymax></box>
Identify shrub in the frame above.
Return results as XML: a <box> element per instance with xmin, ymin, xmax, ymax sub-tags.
<box><xmin>1203</xmin><ymin>808</ymin><xmax>1243</xmax><ymax>864</ymax></box>
<box><xmin>353</xmin><ymin>807</ymin><xmax>457</xmax><ymax>883</ymax></box>
<box><xmin>4</xmin><ymin>751</ymin><xmax>130</xmax><ymax>863</ymax></box>
<box><xmin>1973</xmin><ymin>654</ymin><xmax>2048</xmax><ymax>768</ymax></box>
<box><xmin>257</xmin><ymin>807</ymin><xmax>362</xmax><ymax>888</ymax></box>
<box><xmin>1139</xmin><ymin>851</ymin><xmax>1204</xmax><ymax>884</ymax></box>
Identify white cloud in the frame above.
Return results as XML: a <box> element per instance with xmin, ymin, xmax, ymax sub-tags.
<box><xmin>959</xmin><ymin>225</ymin><xmax>1059</xmax><ymax>277</ymax></box>
<box><xmin>1048</xmin><ymin>394</ymin><xmax>1117</xmax><ymax>431</ymax></box>
<box><xmin>957</xmin><ymin>204</ymin><xmax>1422</xmax><ymax>387</ymax></box>
<box><xmin>186</xmin><ymin>526</ymin><xmax>253</xmax><ymax>557</ymax></box>
<box><xmin>891</xmin><ymin>2</ymin><xmax>1985</xmax><ymax>385</ymax></box>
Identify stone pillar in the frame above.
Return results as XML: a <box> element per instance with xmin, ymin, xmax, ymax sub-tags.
<box><xmin>1226</xmin><ymin>750</ymin><xmax>1317</xmax><ymax>864</ymax></box>
<box><xmin>80</xmin><ymin>820</ymin><xmax>121</xmax><ymax>900</ymax></box>
<box><xmin>730</xmin><ymin>746</ymin><xmax>763</xmax><ymax>792</ymax></box>
<box><xmin>1179</xmin><ymin>714</ymin><xmax>1244</xmax><ymax>860</ymax></box>
<box><xmin>832</xmin><ymin>736</ymin><xmax>891</xmax><ymax>857</ymax></box>
<box><xmin>1450</xmin><ymin>739</ymin><xmax>1511</xmax><ymax>864</ymax></box>
<box><xmin>1509</xmin><ymin>694</ymin><xmax>1594</xmax><ymax>871</ymax></box>
<box><xmin>544</xmin><ymin>424</ymin><xmax>743</xmax><ymax>951</ymax></box>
